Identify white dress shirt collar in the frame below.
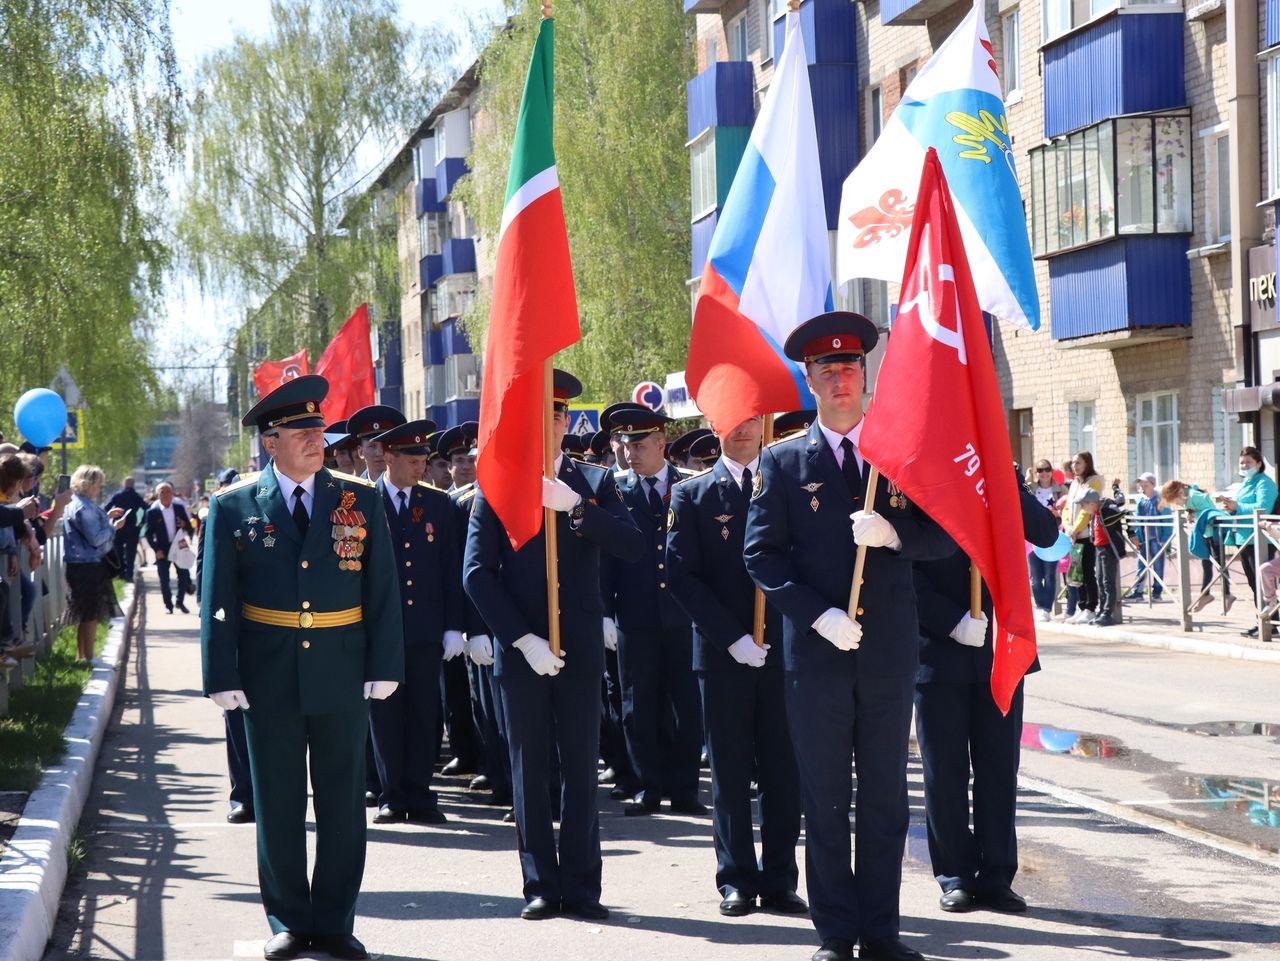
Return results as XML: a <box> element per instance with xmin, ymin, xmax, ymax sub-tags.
<box><xmin>817</xmin><ymin>417</ymin><xmax>865</xmax><ymax>473</ymax></box>
<box><xmin>720</xmin><ymin>454</ymin><xmax>760</xmax><ymax>487</ymax></box>
<box><xmin>273</xmin><ymin>463</ymin><xmax>316</xmax><ymax>514</ymax></box>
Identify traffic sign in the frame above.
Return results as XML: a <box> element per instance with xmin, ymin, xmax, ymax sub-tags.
<box><xmin>49</xmin><ymin>366</ymin><xmax>83</xmax><ymax>408</ymax></box>
<box><xmin>567</xmin><ymin>405</ymin><xmax>601</xmax><ymax>437</ymax></box>
<box><xmin>56</xmin><ymin>409</ymin><xmax>84</xmax><ymax>449</ymax></box>
<box><xmin>632</xmin><ymin>381</ymin><xmax>664</xmax><ymax>412</ymax></box>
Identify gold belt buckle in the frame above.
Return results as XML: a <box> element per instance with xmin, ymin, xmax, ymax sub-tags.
<box><xmin>299</xmin><ymin>611</ymin><xmax>314</xmax><ymax>629</ymax></box>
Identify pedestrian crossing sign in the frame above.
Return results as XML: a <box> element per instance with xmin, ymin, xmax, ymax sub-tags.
<box><xmin>56</xmin><ymin>409</ymin><xmax>84</xmax><ymax>449</ymax></box>
<box><xmin>567</xmin><ymin>405</ymin><xmax>601</xmax><ymax>438</ymax></box>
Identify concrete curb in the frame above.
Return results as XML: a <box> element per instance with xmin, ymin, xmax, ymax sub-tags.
<box><xmin>0</xmin><ymin>581</ymin><xmax>139</xmax><ymax>961</ymax></box>
<box><xmin>1050</xmin><ymin>619</ymin><xmax>1280</xmax><ymax>663</ymax></box>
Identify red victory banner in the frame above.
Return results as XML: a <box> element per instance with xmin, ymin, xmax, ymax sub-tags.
<box><xmin>252</xmin><ymin>348</ymin><xmax>309</xmax><ymax>398</ymax></box>
<box><xmin>859</xmin><ymin>148</ymin><xmax>1036</xmax><ymax>714</ymax></box>
<box><xmin>313</xmin><ymin>304</ymin><xmax>376</xmax><ymax>421</ymax></box>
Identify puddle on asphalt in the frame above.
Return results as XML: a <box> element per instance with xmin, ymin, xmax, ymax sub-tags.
<box><xmin>1021</xmin><ymin>721</ymin><xmax>1280</xmax><ymax>853</ymax></box>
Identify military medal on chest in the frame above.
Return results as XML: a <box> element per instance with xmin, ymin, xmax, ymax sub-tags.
<box><xmin>802</xmin><ymin>481</ymin><xmax>823</xmax><ymax>512</ymax></box>
<box><xmin>331</xmin><ymin>490</ymin><xmax>367</xmax><ymax>571</ymax></box>
<box><xmin>715</xmin><ymin>514</ymin><xmax>733</xmax><ymax>541</ymax></box>
<box><xmin>262</xmin><ymin>524</ymin><xmax>276</xmax><ymax>548</ymax></box>
<box><xmin>887</xmin><ymin>479</ymin><xmax>908</xmax><ymax>510</ymax></box>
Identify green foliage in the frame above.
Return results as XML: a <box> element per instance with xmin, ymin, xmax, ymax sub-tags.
<box><xmin>0</xmin><ymin>622</ymin><xmax>108</xmax><ymax>792</ymax></box>
<box><xmin>179</xmin><ymin>0</ymin><xmax>457</xmax><ymax>364</ymax></box>
<box><xmin>0</xmin><ymin>0</ymin><xmax>180</xmax><ymax>473</ymax></box>
<box><xmin>455</xmin><ymin>0</ymin><xmax>694</xmax><ymax>405</ymax></box>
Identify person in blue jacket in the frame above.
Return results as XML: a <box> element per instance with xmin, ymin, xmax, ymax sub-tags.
<box><xmin>667</xmin><ymin>422</ymin><xmax>805</xmax><ymax>919</ymax></box>
<box><xmin>1220</xmin><ymin>446</ymin><xmax>1279</xmax><ymax>636</ymax></box>
<box><xmin>744</xmin><ymin>311</ymin><xmax>955</xmax><ymax>961</ymax></box>
<box><xmin>912</xmin><ymin>469</ymin><xmax>1058</xmax><ymax>916</ymax></box>
<box><xmin>463</xmin><ymin>369</ymin><xmax>643</xmax><ymax>921</ymax></box>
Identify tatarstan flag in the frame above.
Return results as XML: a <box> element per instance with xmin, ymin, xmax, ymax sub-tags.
<box><xmin>477</xmin><ymin>16</ymin><xmax>580</xmax><ymax>550</ymax></box>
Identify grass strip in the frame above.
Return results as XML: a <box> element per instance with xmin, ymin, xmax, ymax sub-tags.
<box><xmin>0</xmin><ymin>620</ymin><xmax>108</xmax><ymax>791</ymax></box>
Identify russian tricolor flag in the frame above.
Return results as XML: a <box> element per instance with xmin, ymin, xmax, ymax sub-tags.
<box><xmin>686</xmin><ymin>10</ymin><xmax>831</xmax><ymax>435</ymax></box>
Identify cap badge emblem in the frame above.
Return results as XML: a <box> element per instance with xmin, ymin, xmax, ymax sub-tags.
<box><xmin>306</xmin><ymin>402</ymin><xmax>315</xmax><ymax>412</ymax></box>
<box><xmin>832</xmin><ymin>338</ymin><xmax>842</xmax><ymax>348</ymax></box>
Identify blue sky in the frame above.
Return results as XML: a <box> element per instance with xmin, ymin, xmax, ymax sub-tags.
<box><xmin>161</xmin><ymin>0</ymin><xmax>507</xmax><ymax>387</ymax></box>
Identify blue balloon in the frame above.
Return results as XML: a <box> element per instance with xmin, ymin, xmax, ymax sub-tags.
<box><xmin>13</xmin><ymin>389</ymin><xmax>68</xmax><ymax>448</ymax></box>
<box><xmin>1032</xmin><ymin>531</ymin><xmax>1072</xmax><ymax>562</ymax></box>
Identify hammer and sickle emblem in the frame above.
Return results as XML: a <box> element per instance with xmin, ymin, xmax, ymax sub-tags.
<box><xmin>898</xmin><ymin>263</ymin><xmax>967</xmax><ymax>366</ymax></box>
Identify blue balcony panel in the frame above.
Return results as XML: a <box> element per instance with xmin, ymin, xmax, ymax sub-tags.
<box><xmin>435</xmin><ymin>156</ymin><xmax>469</xmax><ymax>201</ymax></box>
<box><xmin>438</xmin><ymin>399</ymin><xmax>480</xmax><ymax>430</ymax></box>
<box><xmin>810</xmin><ymin>62</ymin><xmax>859</xmax><ymax>229</ymax></box>
<box><xmin>692</xmin><ymin>209</ymin><xmax>718</xmax><ymax>279</ymax></box>
<box><xmin>1048</xmin><ymin>235</ymin><xmax>1190</xmax><ymax>342</ymax></box>
<box><xmin>378</xmin><ymin>320</ymin><xmax>402</xmax><ymax>391</ymax></box>
<box><xmin>1043</xmin><ymin>11</ymin><xmax>1184</xmax><ymax>138</ymax></box>
<box><xmin>430</xmin><ymin>404</ymin><xmax>448</xmax><ymax>427</ymax></box>
<box><xmin>441</xmin><ymin>238</ymin><xmax>476</xmax><ymax>277</ymax></box>
<box><xmin>440</xmin><ymin>317</ymin><xmax>475</xmax><ymax>356</ymax></box>
<box><xmin>773</xmin><ymin>0</ymin><xmax>858</xmax><ymax>64</ymax></box>
<box><xmin>419</xmin><ymin>253</ymin><xmax>443</xmax><ymax>289</ymax></box>
<box><xmin>427</xmin><ymin>328</ymin><xmax>445</xmax><ymax>366</ymax></box>
<box><xmin>416</xmin><ymin>178</ymin><xmax>445</xmax><ymax>217</ymax></box>
<box><xmin>687</xmin><ymin>61</ymin><xmax>755</xmax><ymax>139</ymax></box>
<box><xmin>1269</xmin><ymin>0</ymin><xmax>1280</xmax><ymax>49</ymax></box>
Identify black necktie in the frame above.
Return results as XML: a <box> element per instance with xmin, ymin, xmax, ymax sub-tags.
<box><xmin>645</xmin><ymin>476</ymin><xmax>663</xmax><ymax>516</ymax></box>
<box><xmin>840</xmin><ymin>438</ymin><xmax>861</xmax><ymax>499</ymax></box>
<box><xmin>397</xmin><ymin>490</ymin><xmax>408</xmax><ymax>516</ymax></box>
<box><xmin>292</xmin><ymin>486</ymin><xmax>309</xmax><ymax>537</ymax></box>
<box><xmin>740</xmin><ymin>467</ymin><xmax>752</xmax><ymax>494</ymax></box>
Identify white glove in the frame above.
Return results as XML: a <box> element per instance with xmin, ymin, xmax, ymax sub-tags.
<box><xmin>812</xmin><ymin>608</ymin><xmax>862</xmax><ymax>651</ymax></box>
<box><xmin>541</xmin><ymin>477</ymin><xmax>582</xmax><ymax>512</ymax></box>
<box><xmin>514</xmin><ymin>633</ymin><xmax>566</xmax><ymax>676</ymax></box>
<box><xmin>465</xmin><ymin>634</ymin><xmax>494</xmax><ymax>666</ymax></box>
<box><xmin>602</xmin><ymin>617</ymin><xmax>618</xmax><ymax>652</ymax></box>
<box><xmin>727</xmin><ymin>635</ymin><xmax>769</xmax><ymax>668</ymax></box>
<box><xmin>850</xmin><ymin>510</ymin><xmax>902</xmax><ymax>551</ymax></box>
<box><xmin>442</xmin><ymin>630</ymin><xmax>466</xmax><ymax>660</ymax></box>
<box><xmin>950</xmin><ymin>612</ymin><xmax>989</xmax><ymax>648</ymax></box>
<box><xmin>210</xmin><ymin>690</ymin><xmax>250</xmax><ymax>711</ymax></box>
<box><xmin>363</xmin><ymin>680</ymin><xmax>399</xmax><ymax>699</ymax></box>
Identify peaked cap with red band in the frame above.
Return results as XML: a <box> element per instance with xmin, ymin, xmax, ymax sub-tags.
<box><xmin>782</xmin><ymin>310</ymin><xmax>880</xmax><ymax>364</ymax></box>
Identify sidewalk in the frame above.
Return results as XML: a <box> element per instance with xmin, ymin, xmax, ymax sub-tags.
<box><xmin>32</xmin><ymin>567</ymin><xmax>1280</xmax><ymax>961</ymax></box>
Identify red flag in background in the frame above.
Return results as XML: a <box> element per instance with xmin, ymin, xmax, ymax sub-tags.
<box><xmin>859</xmin><ymin>148</ymin><xmax>1036</xmax><ymax>714</ymax></box>
<box><xmin>252</xmin><ymin>348</ymin><xmax>309</xmax><ymax>399</ymax></box>
<box><xmin>314</xmin><ymin>304</ymin><xmax>376</xmax><ymax>420</ymax></box>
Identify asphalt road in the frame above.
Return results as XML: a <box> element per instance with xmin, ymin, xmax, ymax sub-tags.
<box><xmin>41</xmin><ymin>571</ymin><xmax>1280</xmax><ymax>961</ymax></box>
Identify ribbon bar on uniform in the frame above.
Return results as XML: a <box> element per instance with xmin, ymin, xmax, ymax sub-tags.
<box><xmin>242</xmin><ymin>603</ymin><xmax>363</xmax><ymax>629</ymax></box>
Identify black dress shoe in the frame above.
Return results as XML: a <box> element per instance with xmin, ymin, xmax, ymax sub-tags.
<box><xmin>668</xmin><ymin>799</ymin><xmax>709</xmax><ymax>815</ymax></box>
<box><xmin>165</xmin><ymin>605</ymin><xmax>173</xmax><ymax>614</ymax></box>
<box><xmin>562</xmin><ymin>899</ymin><xmax>609</xmax><ymax>920</ymax></box>
<box><xmin>502</xmin><ymin>808</ymin><xmax>515</xmax><ymax>822</ymax></box>
<box><xmin>470</xmin><ymin>774</ymin><xmax>490</xmax><ymax>790</ymax></box>
<box><xmin>441</xmin><ymin>757</ymin><xmax>474</xmax><ymax>776</ymax></box>
<box><xmin>597</xmin><ymin>766</ymin><xmax>617</xmax><ymax>785</ymax></box>
<box><xmin>1243</xmin><ymin>625</ymin><xmax>1261</xmax><ymax>638</ymax></box>
<box><xmin>372</xmin><ymin>805</ymin><xmax>406</xmax><ymax>824</ymax></box>
<box><xmin>939</xmin><ymin>888</ymin><xmax>974</xmax><ymax>912</ymax></box>
<box><xmin>263</xmin><ymin>931</ymin><xmax>309</xmax><ymax>960</ymax></box>
<box><xmin>312</xmin><ymin>933</ymin><xmax>368</xmax><ymax>960</ymax></box>
<box><xmin>364</xmin><ymin>791</ymin><xmax>378</xmax><ymax>808</ymax></box>
<box><xmin>759</xmin><ymin>890</ymin><xmax>808</xmax><ymax>914</ymax></box>
<box><xmin>226</xmin><ymin>802</ymin><xmax>255</xmax><ymax>824</ymax></box>
<box><xmin>811</xmin><ymin>938</ymin><xmax>854</xmax><ymax>961</ymax></box>
<box><xmin>407</xmin><ymin>807</ymin><xmax>448</xmax><ymax>824</ymax></box>
<box><xmin>858</xmin><ymin>936</ymin><xmax>925</xmax><ymax>961</ymax></box>
<box><xmin>609</xmin><ymin>786</ymin><xmax>631</xmax><ymax>800</ymax></box>
<box><xmin>176</xmin><ymin>602</ymin><xmax>189</xmax><ymax>613</ymax></box>
<box><xmin>623</xmin><ymin>799</ymin><xmax>660</xmax><ymax>817</ymax></box>
<box><xmin>520</xmin><ymin>896</ymin><xmax>558</xmax><ymax>920</ymax></box>
<box><xmin>719</xmin><ymin>890</ymin><xmax>753</xmax><ymax>916</ymax></box>
<box><xmin>975</xmin><ymin>885</ymin><xmax>1027</xmax><ymax>913</ymax></box>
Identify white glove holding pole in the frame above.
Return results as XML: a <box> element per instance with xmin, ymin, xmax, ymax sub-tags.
<box><xmin>727</xmin><ymin>635</ymin><xmax>769</xmax><ymax>668</ymax></box>
<box><xmin>514</xmin><ymin>633</ymin><xmax>566</xmax><ymax>676</ymax></box>
<box><xmin>465</xmin><ymin>634</ymin><xmax>494</xmax><ymax>666</ymax></box>
<box><xmin>850</xmin><ymin>510</ymin><xmax>902</xmax><ymax>551</ymax></box>
<box><xmin>442</xmin><ymin>630</ymin><xmax>466</xmax><ymax>661</ymax></box>
<box><xmin>363</xmin><ymin>681</ymin><xmax>399</xmax><ymax>699</ymax></box>
<box><xmin>950</xmin><ymin>612</ymin><xmax>989</xmax><ymax>648</ymax></box>
<box><xmin>541</xmin><ymin>478</ymin><xmax>582</xmax><ymax>512</ymax></box>
<box><xmin>812</xmin><ymin>608</ymin><xmax>862</xmax><ymax>651</ymax></box>
<box><xmin>210</xmin><ymin>690</ymin><xmax>250</xmax><ymax>711</ymax></box>
<box><xmin>602</xmin><ymin>617</ymin><xmax>618</xmax><ymax>652</ymax></box>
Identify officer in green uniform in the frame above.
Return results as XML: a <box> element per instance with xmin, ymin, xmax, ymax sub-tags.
<box><xmin>201</xmin><ymin>375</ymin><xmax>404</xmax><ymax>961</ymax></box>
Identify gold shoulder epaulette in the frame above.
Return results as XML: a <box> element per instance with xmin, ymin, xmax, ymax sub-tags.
<box><xmin>330</xmin><ymin>469</ymin><xmax>375</xmax><ymax>488</ymax></box>
<box><xmin>456</xmin><ymin>487</ymin><xmax>479</xmax><ymax>503</ymax></box>
<box><xmin>766</xmin><ymin>432</ymin><xmax>803</xmax><ymax>449</ymax></box>
<box><xmin>215</xmin><ymin>472</ymin><xmax>260</xmax><ymax>497</ymax></box>
<box><xmin>674</xmin><ymin>467</ymin><xmax>713</xmax><ymax>484</ymax></box>
<box><xmin>676</xmin><ymin>466</ymin><xmax>698</xmax><ymax>477</ymax></box>
<box><xmin>443</xmin><ymin>480</ymin><xmax>475</xmax><ymax>496</ymax></box>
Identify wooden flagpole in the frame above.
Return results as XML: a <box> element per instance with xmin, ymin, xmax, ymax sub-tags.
<box><xmin>969</xmin><ymin>564</ymin><xmax>982</xmax><ymax>618</ymax></box>
<box><xmin>847</xmin><ymin>466</ymin><xmax>880</xmax><ymax>620</ymax></box>
<box><xmin>544</xmin><ymin>360</ymin><xmax>561</xmax><ymax>656</ymax></box>
<box><xmin>752</xmin><ymin>414</ymin><xmax>773</xmax><ymax>646</ymax></box>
